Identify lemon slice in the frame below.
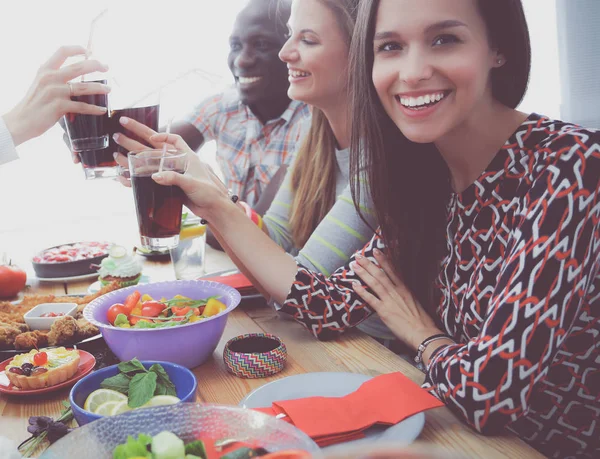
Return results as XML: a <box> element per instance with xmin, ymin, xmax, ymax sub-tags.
<box><xmin>141</xmin><ymin>395</ymin><xmax>181</xmax><ymax>408</ymax></box>
<box><xmin>95</xmin><ymin>401</ymin><xmax>121</xmax><ymax>416</ymax></box>
<box><xmin>110</xmin><ymin>400</ymin><xmax>132</xmax><ymax>416</ymax></box>
<box><xmin>84</xmin><ymin>388</ymin><xmax>127</xmax><ymax>413</ymax></box>
<box><xmin>109</xmin><ymin>245</ymin><xmax>128</xmax><ymax>258</ymax></box>
<box><xmin>180</xmin><ymin>225</ymin><xmax>206</xmax><ymax>241</ymax></box>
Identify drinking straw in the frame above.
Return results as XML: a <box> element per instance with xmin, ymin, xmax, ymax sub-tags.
<box><xmin>81</xmin><ymin>8</ymin><xmax>108</xmax><ymax>82</ymax></box>
<box><xmin>158</xmin><ymin>118</ymin><xmax>173</xmax><ymax>173</ymax></box>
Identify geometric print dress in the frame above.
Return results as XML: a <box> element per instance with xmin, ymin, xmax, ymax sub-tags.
<box><xmin>280</xmin><ymin>114</ymin><xmax>600</xmax><ymax>458</ymax></box>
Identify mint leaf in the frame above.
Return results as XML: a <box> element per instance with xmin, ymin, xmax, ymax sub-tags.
<box><xmin>149</xmin><ymin>364</ymin><xmax>177</xmax><ymax>397</ymax></box>
<box><xmin>128</xmin><ymin>372</ymin><xmax>157</xmax><ymax>408</ymax></box>
<box><xmin>118</xmin><ymin>358</ymin><xmax>147</xmax><ymax>375</ymax></box>
<box><xmin>100</xmin><ymin>373</ymin><xmax>131</xmax><ymax>395</ymax></box>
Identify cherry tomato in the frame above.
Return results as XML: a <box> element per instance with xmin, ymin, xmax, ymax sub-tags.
<box><xmin>123</xmin><ymin>291</ymin><xmax>141</xmax><ymax>314</ymax></box>
<box><xmin>172</xmin><ymin>306</ymin><xmax>191</xmax><ymax>316</ymax></box>
<box><xmin>33</xmin><ymin>352</ymin><xmax>48</xmax><ymax>366</ymax></box>
<box><xmin>141</xmin><ymin>301</ymin><xmax>165</xmax><ymax>318</ymax></box>
<box><xmin>107</xmin><ymin>303</ymin><xmax>128</xmax><ymax>325</ymax></box>
<box><xmin>0</xmin><ymin>264</ymin><xmax>27</xmax><ymax>298</ymax></box>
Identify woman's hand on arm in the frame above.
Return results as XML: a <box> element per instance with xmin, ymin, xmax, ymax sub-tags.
<box><xmin>351</xmin><ymin>249</ymin><xmax>446</xmax><ymax>353</ymax></box>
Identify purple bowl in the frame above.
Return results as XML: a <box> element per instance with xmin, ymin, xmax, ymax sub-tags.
<box><xmin>83</xmin><ymin>280</ymin><xmax>241</xmax><ymax>368</ymax></box>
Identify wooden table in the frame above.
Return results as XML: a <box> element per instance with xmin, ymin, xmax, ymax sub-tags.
<box><xmin>0</xmin><ymin>221</ymin><xmax>542</xmax><ymax>458</ymax></box>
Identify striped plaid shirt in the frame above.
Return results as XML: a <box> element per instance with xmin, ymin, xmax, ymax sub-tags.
<box><xmin>185</xmin><ymin>89</ymin><xmax>311</xmax><ymax>206</ymax></box>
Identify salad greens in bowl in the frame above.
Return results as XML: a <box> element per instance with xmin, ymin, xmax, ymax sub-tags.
<box><xmin>83</xmin><ymin>280</ymin><xmax>242</xmax><ymax>368</ymax></box>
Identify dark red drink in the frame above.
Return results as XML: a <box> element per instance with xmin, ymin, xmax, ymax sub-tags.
<box><xmin>110</xmin><ymin>105</ymin><xmax>160</xmax><ymax>154</ymax></box>
<box><xmin>64</xmin><ymin>79</ymin><xmax>109</xmax><ymax>151</ymax></box>
<box><xmin>131</xmin><ymin>174</ymin><xmax>184</xmax><ymax>240</ymax></box>
<box><xmin>79</xmin><ymin>148</ymin><xmax>117</xmax><ymax>169</ymax></box>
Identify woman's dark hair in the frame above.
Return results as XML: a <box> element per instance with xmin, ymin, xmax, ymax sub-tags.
<box><xmin>349</xmin><ymin>0</ymin><xmax>531</xmax><ymax>313</ymax></box>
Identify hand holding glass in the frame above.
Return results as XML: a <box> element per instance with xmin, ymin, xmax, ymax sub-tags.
<box><xmin>128</xmin><ymin>149</ymin><xmax>188</xmax><ymax>251</ymax></box>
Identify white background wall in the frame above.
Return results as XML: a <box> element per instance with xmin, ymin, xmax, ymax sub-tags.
<box><xmin>0</xmin><ymin>0</ymin><xmax>562</xmax><ymax>247</ymax></box>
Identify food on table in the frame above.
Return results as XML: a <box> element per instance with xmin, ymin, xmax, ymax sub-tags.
<box><xmin>98</xmin><ymin>245</ymin><xmax>143</xmax><ymax>288</ymax></box>
<box><xmin>107</xmin><ymin>292</ymin><xmax>227</xmax><ymax>329</ymax></box>
<box><xmin>14</xmin><ymin>330</ymin><xmax>49</xmax><ymax>349</ymax></box>
<box><xmin>0</xmin><ymin>282</ymin><xmax>120</xmax><ymax>350</ymax></box>
<box><xmin>0</xmin><ymin>259</ymin><xmax>27</xmax><ymax>298</ymax></box>
<box><xmin>112</xmin><ymin>431</ymin><xmax>309</xmax><ymax>459</ymax></box>
<box><xmin>32</xmin><ymin>241</ymin><xmax>111</xmax><ymax>264</ymax></box>
<box><xmin>84</xmin><ymin>359</ymin><xmax>180</xmax><ymax>416</ymax></box>
<box><xmin>41</xmin><ymin>312</ymin><xmax>66</xmax><ymax>318</ymax></box>
<box><xmin>47</xmin><ymin>315</ymin><xmax>79</xmax><ymax>346</ymax></box>
<box><xmin>5</xmin><ymin>347</ymin><xmax>80</xmax><ymax>390</ymax></box>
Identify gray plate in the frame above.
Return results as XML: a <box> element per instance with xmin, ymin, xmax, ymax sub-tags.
<box><xmin>239</xmin><ymin>372</ymin><xmax>425</xmax><ymax>451</ymax></box>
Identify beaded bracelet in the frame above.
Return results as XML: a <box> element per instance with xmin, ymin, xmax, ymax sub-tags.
<box><xmin>200</xmin><ymin>190</ymin><xmax>239</xmax><ymax>225</ymax></box>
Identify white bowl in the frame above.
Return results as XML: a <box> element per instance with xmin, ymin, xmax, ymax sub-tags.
<box><xmin>23</xmin><ymin>303</ymin><xmax>78</xmax><ymax>330</ymax></box>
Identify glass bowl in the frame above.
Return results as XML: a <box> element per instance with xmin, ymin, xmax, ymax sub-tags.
<box><xmin>41</xmin><ymin>403</ymin><xmax>320</xmax><ymax>458</ymax></box>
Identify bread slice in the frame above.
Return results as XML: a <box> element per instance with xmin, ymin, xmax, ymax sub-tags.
<box><xmin>6</xmin><ymin>348</ymin><xmax>80</xmax><ymax>390</ymax></box>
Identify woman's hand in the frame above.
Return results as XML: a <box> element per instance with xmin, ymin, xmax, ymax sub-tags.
<box><xmin>3</xmin><ymin>45</ymin><xmax>110</xmax><ymax>147</ymax></box>
<box><xmin>352</xmin><ymin>249</ymin><xmax>442</xmax><ymax>350</ymax></box>
<box><xmin>113</xmin><ymin>117</ymin><xmax>231</xmax><ymax>219</ymax></box>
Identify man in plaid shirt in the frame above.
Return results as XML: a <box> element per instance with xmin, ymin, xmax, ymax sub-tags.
<box><xmin>173</xmin><ymin>0</ymin><xmax>310</xmax><ymax>212</ymax></box>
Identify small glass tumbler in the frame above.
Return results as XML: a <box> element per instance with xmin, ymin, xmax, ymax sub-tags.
<box><xmin>169</xmin><ymin>220</ymin><xmax>206</xmax><ymax>280</ymax></box>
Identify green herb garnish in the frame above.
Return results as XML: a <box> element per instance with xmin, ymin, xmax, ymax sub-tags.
<box><xmin>100</xmin><ymin>358</ymin><xmax>177</xmax><ymax>408</ymax></box>
<box><xmin>113</xmin><ymin>433</ymin><xmax>152</xmax><ymax>459</ymax></box>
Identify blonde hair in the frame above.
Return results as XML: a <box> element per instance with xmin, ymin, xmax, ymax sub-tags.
<box><xmin>288</xmin><ymin>0</ymin><xmax>358</xmax><ymax>248</ymax></box>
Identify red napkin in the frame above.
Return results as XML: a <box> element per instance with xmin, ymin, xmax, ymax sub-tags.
<box><xmin>255</xmin><ymin>372</ymin><xmax>443</xmax><ymax>447</ymax></box>
<box><xmin>201</xmin><ymin>273</ymin><xmax>258</xmax><ymax>296</ymax></box>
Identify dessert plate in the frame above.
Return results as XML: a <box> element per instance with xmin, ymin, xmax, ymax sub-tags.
<box><xmin>86</xmin><ymin>275</ymin><xmax>150</xmax><ymax>295</ymax></box>
<box><xmin>0</xmin><ymin>350</ymin><xmax>95</xmax><ymax>396</ymax></box>
<box><xmin>36</xmin><ymin>272</ymin><xmax>100</xmax><ymax>283</ymax></box>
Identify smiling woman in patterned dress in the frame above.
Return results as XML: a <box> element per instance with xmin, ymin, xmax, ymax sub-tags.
<box><xmin>130</xmin><ymin>0</ymin><xmax>599</xmax><ymax>456</ymax></box>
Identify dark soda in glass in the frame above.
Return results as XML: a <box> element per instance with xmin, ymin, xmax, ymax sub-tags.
<box><xmin>131</xmin><ymin>174</ymin><xmax>185</xmax><ymax>241</ymax></box>
<box><xmin>110</xmin><ymin>105</ymin><xmax>160</xmax><ymax>154</ymax></box>
<box><xmin>79</xmin><ymin>148</ymin><xmax>117</xmax><ymax>169</ymax></box>
<box><xmin>64</xmin><ymin>79</ymin><xmax>109</xmax><ymax>151</ymax></box>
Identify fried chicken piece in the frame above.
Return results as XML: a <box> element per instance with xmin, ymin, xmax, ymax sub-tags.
<box><xmin>0</xmin><ymin>324</ymin><xmax>20</xmax><ymax>349</ymax></box>
<box><xmin>73</xmin><ymin>282</ymin><xmax>121</xmax><ymax>315</ymax></box>
<box><xmin>16</xmin><ymin>294</ymin><xmax>57</xmax><ymax>309</ymax></box>
<box><xmin>14</xmin><ymin>330</ymin><xmax>49</xmax><ymax>350</ymax></box>
<box><xmin>0</xmin><ymin>315</ymin><xmax>28</xmax><ymax>331</ymax></box>
<box><xmin>76</xmin><ymin>318</ymin><xmax>99</xmax><ymax>340</ymax></box>
<box><xmin>47</xmin><ymin>315</ymin><xmax>80</xmax><ymax>346</ymax></box>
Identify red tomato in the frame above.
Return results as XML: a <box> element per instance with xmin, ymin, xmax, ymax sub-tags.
<box><xmin>33</xmin><ymin>352</ymin><xmax>48</xmax><ymax>366</ymax></box>
<box><xmin>141</xmin><ymin>301</ymin><xmax>165</xmax><ymax>318</ymax></box>
<box><xmin>123</xmin><ymin>291</ymin><xmax>141</xmax><ymax>314</ymax></box>
<box><xmin>172</xmin><ymin>306</ymin><xmax>191</xmax><ymax>316</ymax></box>
<box><xmin>0</xmin><ymin>264</ymin><xmax>27</xmax><ymax>298</ymax></box>
<box><xmin>107</xmin><ymin>303</ymin><xmax>128</xmax><ymax>325</ymax></box>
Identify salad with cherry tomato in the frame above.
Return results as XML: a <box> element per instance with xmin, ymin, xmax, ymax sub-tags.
<box><xmin>107</xmin><ymin>291</ymin><xmax>227</xmax><ymax>329</ymax></box>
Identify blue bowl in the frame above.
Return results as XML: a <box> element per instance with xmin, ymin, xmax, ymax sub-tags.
<box><xmin>70</xmin><ymin>360</ymin><xmax>197</xmax><ymax>426</ymax></box>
